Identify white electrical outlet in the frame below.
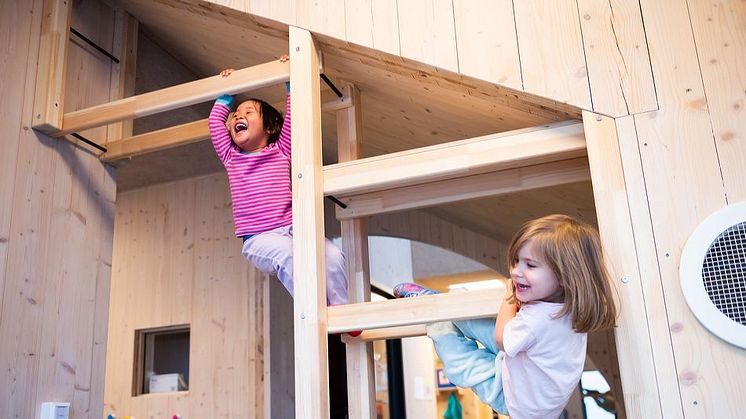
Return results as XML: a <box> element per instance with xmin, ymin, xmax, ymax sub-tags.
<box><xmin>40</xmin><ymin>402</ymin><xmax>70</xmax><ymax>419</ymax></box>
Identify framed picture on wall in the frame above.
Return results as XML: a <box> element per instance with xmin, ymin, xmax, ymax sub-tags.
<box><xmin>436</xmin><ymin>368</ymin><xmax>456</xmax><ymax>389</ymax></box>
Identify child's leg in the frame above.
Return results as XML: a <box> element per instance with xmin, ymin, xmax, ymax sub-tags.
<box><xmin>243</xmin><ymin>226</ymin><xmax>349</xmax><ymax>305</ymax></box>
<box><xmin>323</xmin><ymin>238</ymin><xmax>349</xmax><ymax>305</ymax></box>
<box><xmin>452</xmin><ymin>317</ymin><xmax>501</xmax><ymax>355</ymax></box>
<box><xmin>242</xmin><ymin>227</ymin><xmax>295</xmax><ymax>295</ymax></box>
<box><xmin>429</xmin><ymin>323</ymin><xmax>506</xmax><ymax>413</ymax></box>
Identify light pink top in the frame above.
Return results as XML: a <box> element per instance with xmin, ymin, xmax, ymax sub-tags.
<box><xmin>209</xmin><ymin>95</ymin><xmax>292</xmax><ymax>237</ymax></box>
<box><xmin>502</xmin><ymin>302</ymin><xmax>587</xmax><ymax>419</ymax></box>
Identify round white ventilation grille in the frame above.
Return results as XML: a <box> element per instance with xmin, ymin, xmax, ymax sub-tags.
<box><xmin>680</xmin><ymin>202</ymin><xmax>746</xmax><ymax>348</ymax></box>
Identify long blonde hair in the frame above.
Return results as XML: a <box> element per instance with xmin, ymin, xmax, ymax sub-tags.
<box><xmin>506</xmin><ymin>214</ymin><xmax>617</xmax><ymax>333</ymax></box>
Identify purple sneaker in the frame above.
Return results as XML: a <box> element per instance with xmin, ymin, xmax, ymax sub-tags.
<box><xmin>393</xmin><ymin>283</ymin><xmax>439</xmax><ymax>298</ymax></box>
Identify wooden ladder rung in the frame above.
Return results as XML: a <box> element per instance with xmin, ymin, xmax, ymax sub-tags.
<box><xmin>341</xmin><ymin>325</ymin><xmax>427</xmax><ymax>343</ymax></box>
<box><xmin>323</xmin><ymin>121</ymin><xmax>585</xmax><ymax>197</ymax></box>
<box><xmin>327</xmin><ymin>289</ymin><xmax>504</xmax><ymax>334</ymax></box>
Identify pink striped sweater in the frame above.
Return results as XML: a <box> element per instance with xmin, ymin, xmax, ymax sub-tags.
<box><xmin>209</xmin><ymin>95</ymin><xmax>292</xmax><ymax>237</ymax></box>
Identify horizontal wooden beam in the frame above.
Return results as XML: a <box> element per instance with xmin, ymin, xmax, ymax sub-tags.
<box><xmin>323</xmin><ymin>121</ymin><xmax>586</xmax><ymax>196</ymax></box>
<box><xmin>55</xmin><ymin>59</ymin><xmax>296</xmax><ymax>137</ymax></box>
<box><xmin>101</xmin><ymin>90</ymin><xmax>350</xmax><ymax>162</ymax></box>
<box><xmin>102</xmin><ymin>119</ymin><xmax>206</xmax><ymax>161</ymax></box>
<box><xmin>335</xmin><ymin>157</ymin><xmax>590</xmax><ymax>219</ymax></box>
<box><xmin>327</xmin><ymin>289</ymin><xmax>504</xmax><ymax>334</ymax></box>
<box><xmin>341</xmin><ymin>325</ymin><xmax>427</xmax><ymax>343</ymax></box>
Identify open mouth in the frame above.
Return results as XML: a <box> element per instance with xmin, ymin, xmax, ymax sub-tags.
<box><xmin>515</xmin><ymin>283</ymin><xmax>531</xmax><ymax>292</ymax></box>
<box><xmin>234</xmin><ymin>121</ymin><xmax>248</xmax><ymax>133</ymax></box>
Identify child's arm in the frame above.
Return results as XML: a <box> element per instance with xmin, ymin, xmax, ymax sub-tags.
<box><xmin>209</xmin><ymin>68</ymin><xmax>237</xmax><ymax>164</ymax></box>
<box><xmin>209</xmin><ymin>94</ymin><xmax>235</xmax><ymax>164</ymax></box>
<box><xmin>494</xmin><ymin>292</ymin><xmax>520</xmax><ymax>352</ymax></box>
<box><xmin>277</xmin><ymin>55</ymin><xmax>292</xmax><ymax>157</ymax></box>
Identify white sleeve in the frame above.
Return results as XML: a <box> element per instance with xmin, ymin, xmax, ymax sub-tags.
<box><xmin>502</xmin><ymin>311</ymin><xmax>537</xmax><ymax>357</ymax></box>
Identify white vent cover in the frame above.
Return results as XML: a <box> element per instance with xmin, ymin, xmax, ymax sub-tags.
<box><xmin>680</xmin><ymin>201</ymin><xmax>746</xmax><ymax>348</ymax></box>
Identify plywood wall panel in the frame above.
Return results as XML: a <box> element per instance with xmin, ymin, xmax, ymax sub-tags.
<box><xmin>344</xmin><ymin>0</ymin><xmax>374</xmax><ymax>49</ymax></box>
<box><xmin>344</xmin><ymin>0</ymin><xmax>401</xmax><ymax>56</ymax></box>
<box><xmin>0</xmin><ymin>0</ymin><xmax>35</xmax><ymax>319</ymax></box>
<box><xmin>453</xmin><ymin>0</ymin><xmax>522</xmax><ymax>90</ymax></box>
<box><xmin>577</xmin><ymin>0</ymin><xmax>657</xmax><ymax>116</ymax></box>
<box><xmin>248</xmin><ymin>0</ymin><xmax>296</xmax><ymax>26</ymax></box>
<box><xmin>297</xmin><ymin>0</ymin><xmax>346</xmax><ymax>40</ymax></box>
<box><xmin>190</xmin><ymin>173</ymin><xmax>262</xmax><ymax>418</ymax></box>
<box><xmin>0</xmin><ymin>0</ymin><xmax>118</xmax><ymax>416</ymax></box>
<box><xmin>106</xmin><ymin>172</ymin><xmax>267</xmax><ymax>419</ymax></box>
<box><xmin>397</xmin><ymin>0</ymin><xmax>459</xmax><ymax>73</ymax></box>
<box><xmin>636</xmin><ymin>0</ymin><xmax>743</xmax><ymax>416</ymax></box>
<box><xmin>514</xmin><ymin>0</ymin><xmax>592</xmax><ymax>109</ymax></box>
<box><xmin>688</xmin><ymin>0</ymin><xmax>746</xmax><ymax>203</ymax></box>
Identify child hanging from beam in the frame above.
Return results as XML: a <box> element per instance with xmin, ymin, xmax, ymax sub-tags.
<box><xmin>210</xmin><ymin>55</ymin><xmax>351</xmax><ymax>311</ymax></box>
<box><xmin>394</xmin><ymin>214</ymin><xmax>618</xmax><ymax>418</ymax></box>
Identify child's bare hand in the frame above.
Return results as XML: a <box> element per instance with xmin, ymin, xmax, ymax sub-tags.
<box><xmin>279</xmin><ymin>54</ymin><xmax>289</xmax><ymax>63</ymax></box>
<box><xmin>220</xmin><ymin>68</ymin><xmax>235</xmax><ymax>78</ymax></box>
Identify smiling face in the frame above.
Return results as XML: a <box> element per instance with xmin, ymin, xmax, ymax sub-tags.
<box><xmin>228</xmin><ymin>100</ymin><xmax>270</xmax><ymax>152</ymax></box>
<box><xmin>510</xmin><ymin>239</ymin><xmax>563</xmax><ymax>303</ymax></box>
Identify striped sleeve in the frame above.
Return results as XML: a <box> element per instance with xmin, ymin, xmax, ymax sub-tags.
<box><xmin>277</xmin><ymin>94</ymin><xmax>291</xmax><ymax>157</ymax></box>
<box><xmin>209</xmin><ymin>102</ymin><xmax>234</xmax><ymax>164</ymax></box>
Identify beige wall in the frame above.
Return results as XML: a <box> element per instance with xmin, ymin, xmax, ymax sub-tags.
<box><xmin>0</xmin><ymin>0</ymin><xmax>118</xmax><ymax>418</ymax></box>
<box><xmin>104</xmin><ymin>172</ymin><xmax>268</xmax><ymax>418</ymax></box>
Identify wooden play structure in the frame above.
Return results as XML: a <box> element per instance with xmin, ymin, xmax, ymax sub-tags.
<box><xmin>2</xmin><ymin>0</ymin><xmax>745</xmax><ymax>418</ymax></box>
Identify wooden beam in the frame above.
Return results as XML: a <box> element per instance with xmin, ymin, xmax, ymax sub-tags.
<box><xmin>583</xmin><ymin>111</ymin><xmax>661</xmax><ymax>418</ymax></box>
<box><xmin>336</xmin><ymin>84</ymin><xmax>376</xmax><ymax>419</ymax></box>
<box><xmin>324</xmin><ymin>121</ymin><xmax>586</xmax><ymax>196</ymax></box>
<box><xmin>336</xmin><ymin>157</ymin><xmax>591</xmax><ymax>219</ymax></box>
<box><xmin>327</xmin><ymin>289</ymin><xmax>504</xmax><ymax>334</ymax></box>
<box><xmin>55</xmin><ymin>59</ymin><xmax>294</xmax><ymax>137</ymax></box>
<box><xmin>100</xmin><ymin>90</ymin><xmax>350</xmax><ymax>162</ymax></box>
<box><xmin>289</xmin><ymin>26</ymin><xmax>328</xmax><ymax>419</ymax></box>
<box><xmin>342</xmin><ymin>325</ymin><xmax>428</xmax><ymax>343</ymax></box>
<box><xmin>102</xmin><ymin>119</ymin><xmax>206</xmax><ymax>161</ymax></box>
<box><xmin>32</xmin><ymin>0</ymin><xmax>72</xmax><ymax>134</ymax></box>
<box><xmin>106</xmin><ymin>10</ymin><xmax>138</xmax><ymax>142</ymax></box>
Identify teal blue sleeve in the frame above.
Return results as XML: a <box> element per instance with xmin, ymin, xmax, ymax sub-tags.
<box><xmin>215</xmin><ymin>94</ymin><xmax>234</xmax><ymax>109</ymax></box>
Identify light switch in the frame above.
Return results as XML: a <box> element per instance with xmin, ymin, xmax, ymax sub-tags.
<box><xmin>40</xmin><ymin>402</ymin><xmax>70</xmax><ymax>419</ymax></box>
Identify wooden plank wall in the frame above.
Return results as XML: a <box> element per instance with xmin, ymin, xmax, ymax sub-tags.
<box><xmin>243</xmin><ymin>0</ymin><xmax>658</xmax><ymax>117</ymax></box>
<box><xmin>104</xmin><ymin>172</ymin><xmax>268</xmax><ymax>418</ymax></box>
<box><xmin>206</xmin><ymin>0</ymin><xmax>746</xmax><ymax>417</ymax></box>
<box><xmin>0</xmin><ymin>0</ymin><xmax>118</xmax><ymax>418</ymax></box>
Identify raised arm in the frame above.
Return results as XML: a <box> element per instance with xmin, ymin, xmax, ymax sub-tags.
<box><xmin>209</xmin><ymin>94</ymin><xmax>235</xmax><ymax>164</ymax></box>
<box><xmin>276</xmin><ymin>89</ymin><xmax>291</xmax><ymax>157</ymax></box>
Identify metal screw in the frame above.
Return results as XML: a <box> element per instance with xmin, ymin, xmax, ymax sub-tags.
<box><xmin>297</xmin><ymin>173</ymin><xmax>303</xmax><ymax>179</ymax></box>
<box><xmin>296</xmin><ymin>46</ymin><xmax>300</xmax><ymax>52</ymax></box>
<box><xmin>300</xmin><ymin>313</ymin><xmax>306</xmax><ymax>319</ymax></box>
<box><xmin>595</xmin><ymin>115</ymin><xmax>602</xmax><ymax>122</ymax></box>
<box><xmin>621</xmin><ymin>276</ymin><xmax>630</xmax><ymax>284</ymax></box>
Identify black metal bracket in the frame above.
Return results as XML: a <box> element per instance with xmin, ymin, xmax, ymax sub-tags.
<box><xmin>325</xmin><ymin>195</ymin><xmax>348</xmax><ymax>209</ymax></box>
<box><xmin>69</xmin><ymin>27</ymin><xmax>120</xmax><ymax>64</ymax></box>
<box><xmin>320</xmin><ymin>74</ymin><xmax>343</xmax><ymax>98</ymax></box>
<box><xmin>71</xmin><ymin>133</ymin><xmax>107</xmax><ymax>153</ymax></box>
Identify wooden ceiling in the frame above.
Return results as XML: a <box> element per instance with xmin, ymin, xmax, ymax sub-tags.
<box><xmin>111</xmin><ymin>0</ymin><xmax>597</xmax><ymax>244</ymax></box>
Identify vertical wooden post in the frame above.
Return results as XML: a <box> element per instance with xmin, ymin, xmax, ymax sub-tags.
<box><xmin>107</xmin><ymin>10</ymin><xmax>138</xmax><ymax>143</ymax></box>
<box><xmin>289</xmin><ymin>26</ymin><xmax>329</xmax><ymax>419</ymax></box>
<box><xmin>32</xmin><ymin>0</ymin><xmax>72</xmax><ymax>134</ymax></box>
<box><xmin>336</xmin><ymin>84</ymin><xmax>376</xmax><ymax>418</ymax></box>
<box><xmin>583</xmin><ymin>111</ymin><xmax>661</xmax><ymax>418</ymax></box>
